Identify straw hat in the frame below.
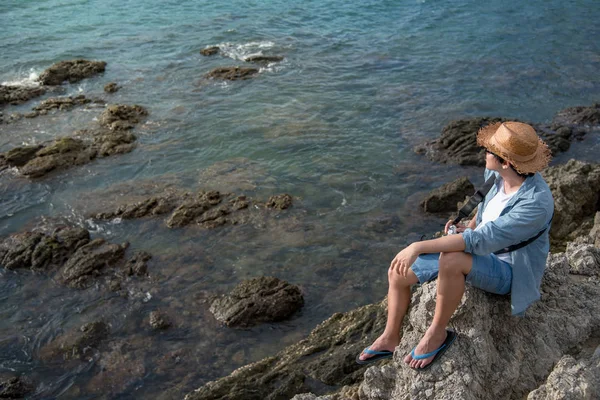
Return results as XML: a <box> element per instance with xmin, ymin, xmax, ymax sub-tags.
<box><xmin>477</xmin><ymin>121</ymin><xmax>551</xmax><ymax>174</ymax></box>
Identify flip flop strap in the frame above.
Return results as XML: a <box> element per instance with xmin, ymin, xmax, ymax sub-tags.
<box><xmin>410</xmin><ymin>343</ymin><xmax>447</xmax><ymax>360</ymax></box>
<box><xmin>363</xmin><ymin>347</ymin><xmax>393</xmax><ymax>356</ymax></box>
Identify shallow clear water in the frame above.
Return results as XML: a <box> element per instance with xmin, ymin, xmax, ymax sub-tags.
<box><xmin>1</xmin><ymin>0</ymin><xmax>599</xmax><ymax>398</ymax></box>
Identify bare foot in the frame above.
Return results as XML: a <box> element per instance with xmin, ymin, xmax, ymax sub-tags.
<box><xmin>358</xmin><ymin>334</ymin><xmax>399</xmax><ymax>362</ymax></box>
<box><xmin>403</xmin><ymin>327</ymin><xmax>447</xmax><ymax>369</ymax></box>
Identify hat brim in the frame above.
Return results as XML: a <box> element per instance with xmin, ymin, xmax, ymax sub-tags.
<box><xmin>477</xmin><ymin>122</ymin><xmax>551</xmax><ymax>174</ymax></box>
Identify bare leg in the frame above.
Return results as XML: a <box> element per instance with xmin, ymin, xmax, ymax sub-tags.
<box><xmin>405</xmin><ymin>251</ymin><xmax>472</xmax><ymax>368</ymax></box>
<box><xmin>359</xmin><ymin>266</ymin><xmax>419</xmax><ymax>361</ymax></box>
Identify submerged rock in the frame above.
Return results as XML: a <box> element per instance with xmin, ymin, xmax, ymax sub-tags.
<box><xmin>149</xmin><ymin>311</ymin><xmax>172</xmax><ymax>330</ymax></box>
<box><xmin>0</xmin><ymin>226</ymin><xmax>148</xmax><ymax>290</ymax></box>
<box><xmin>41</xmin><ymin>321</ymin><xmax>110</xmax><ymax>361</ymax></box>
<box><xmin>0</xmin><ymin>104</ymin><xmax>148</xmax><ymax>178</ymax></box>
<box><xmin>104</xmin><ymin>82</ymin><xmax>120</xmax><ymax>93</ymax></box>
<box><xmin>266</xmin><ymin>193</ymin><xmax>293</xmax><ymax>210</ymax></box>
<box><xmin>0</xmin><ymin>85</ymin><xmax>47</xmax><ymax>106</ymax></box>
<box><xmin>38</xmin><ymin>59</ymin><xmax>107</xmax><ymax>86</ymax></box>
<box><xmin>200</xmin><ymin>46</ymin><xmax>220</xmax><ymax>56</ymax></box>
<box><xmin>244</xmin><ymin>55</ymin><xmax>284</xmax><ymax>64</ymax></box>
<box><xmin>59</xmin><ymin>238</ymin><xmax>129</xmax><ymax>289</ymax></box>
<box><xmin>209</xmin><ymin>277</ymin><xmax>304</xmax><ymax>327</ymax></box>
<box><xmin>0</xmin><ymin>376</ymin><xmax>34</xmax><ymax>399</ymax></box>
<box><xmin>99</xmin><ymin>104</ymin><xmax>148</xmax><ymax>130</ymax></box>
<box><xmin>420</xmin><ymin>177</ymin><xmax>474</xmax><ymax>213</ymax></box>
<box><xmin>204</xmin><ymin>67</ymin><xmax>259</xmax><ymax>81</ymax></box>
<box><xmin>95</xmin><ymin>189</ymin><xmax>288</xmax><ymax>230</ymax></box>
<box><xmin>32</xmin><ymin>94</ymin><xmax>96</xmax><ymax>112</ymax></box>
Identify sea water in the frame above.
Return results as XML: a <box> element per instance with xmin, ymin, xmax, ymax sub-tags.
<box><xmin>0</xmin><ymin>0</ymin><xmax>599</xmax><ymax>397</ymax></box>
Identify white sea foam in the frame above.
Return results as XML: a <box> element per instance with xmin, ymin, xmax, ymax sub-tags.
<box><xmin>216</xmin><ymin>41</ymin><xmax>276</xmax><ymax>62</ymax></box>
<box><xmin>1</xmin><ymin>69</ymin><xmax>41</xmax><ymax>87</ymax></box>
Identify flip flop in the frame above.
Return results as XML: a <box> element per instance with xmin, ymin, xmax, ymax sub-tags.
<box><xmin>409</xmin><ymin>329</ymin><xmax>457</xmax><ymax>371</ymax></box>
<box><xmin>355</xmin><ymin>347</ymin><xmax>394</xmax><ymax>365</ymax></box>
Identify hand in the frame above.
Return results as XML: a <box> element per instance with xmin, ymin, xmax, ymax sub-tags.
<box><xmin>444</xmin><ymin>220</ymin><xmax>467</xmax><ymax>234</ymax></box>
<box><xmin>390</xmin><ymin>243</ymin><xmax>420</xmax><ymax>277</ymax></box>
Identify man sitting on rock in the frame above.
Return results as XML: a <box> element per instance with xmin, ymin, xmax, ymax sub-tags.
<box><xmin>357</xmin><ymin>122</ymin><xmax>554</xmax><ymax>370</ymax></box>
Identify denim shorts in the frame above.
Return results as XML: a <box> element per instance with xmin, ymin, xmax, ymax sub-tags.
<box><xmin>410</xmin><ymin>252</ymin><xmax>512</xmax><ymax>295</ymax></box>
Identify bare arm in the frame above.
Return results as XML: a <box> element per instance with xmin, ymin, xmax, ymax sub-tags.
<box><xmin>391</xmin><ymin>234</ymin><xmax>466</xmax><ymax>277</ymax></box>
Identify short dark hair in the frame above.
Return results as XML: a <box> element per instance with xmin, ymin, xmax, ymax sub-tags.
<box><xmin>486</xmin><ymin>149</ymin><xmax>534</xmax><ymax>178</ymax></box>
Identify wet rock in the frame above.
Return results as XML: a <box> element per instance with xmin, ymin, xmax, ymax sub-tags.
<box><xmin>32</xmin><ymin>95</ymin><xmax>94</xmax><ymax>112</ymax></box>
<box><xmin>38</xmin><ymin>59</ymin><xmax>107</xmax><ymax>86</ymax></box>
<box><xmin>93</xmin><ymin>130</ymin><xmax>137</xmax><ymax>156</ymax></box>
<box><xmin>96</xmin><ymin>194</ymin><xmax>184</xmax><ymax>220</ymax></box>
<box><xmin>1</xmin><ymin>145</ymin><xmax>43</xmax><ymax>167</ymax></box>
<box><xmin>0</xmin><ymin>376</ymin><xmax>34</xmax><ymax>399</ymax></box>
<box><xmin>18</xmin><ymin>138</ymin><xmax>97</xmax><ymax>178</ymax></box>
<box><xmin>266</xmin><ymin>194</ymin><xmax>293</xmax><ymax>210</ymax></box>
<box><xmin>414</xmin><ymin>117</ymin><xmax>504</xmax><ymax>166</ymax></box>
<box><xmin>244</xmin><ymin>55</ymin><xmax>284</xmax><ymax>64</ymax></box>
<box><xmin>59</xmin><ymin>238</ymin><xmax>129</xmax><ymax>288</ymax></box>
<box><xmin>149</xmin><ymin>311</ymin><xmax>172</xmax><ymax>330</ymax></box>
<box><xmin>527</xmin><ymin>349</ymin><xmax>600</xmax><ymax>399</ymax></box>
<box><xmin>167</xmin><ymin>190</ymin><xmax>223</xmax><ymax>228</ymax></box>
<box><xmin>86</xmin><ymin>339</ymin><xmax>147</xmax><ymax>397</ymax></box>
<box><xmin>0</xmin><ymin>85</ymin><xmax>47</xmax><ymax>106</ymax></box>
<box><xmin>41</xmin><ymin>321</ymin><xmax>110</xmax><ymax>361</ymax></box>
<box><xmin>98</xmin><ymin>104</ymin><xmax>148</xmax><ymax>130</ymax></box>
<box><xmin>209</xmin><ymin>276</ymin><xmax>304</xmax><ymax>328</ymax></box>
<box><xmin>104</xmin><ymin>82</ymin><xmax>120</xmax><ymax>93</ymax></box>
<box><xmin>542</xmin><ymin>160</ymin><xmax>600</xmax><ymax>249</ymax></box>
<box><xmin>186</xmin><ymin>298</ymin><xmax>387</xmax><ymax>399</ymax></box>
<box><xmin>0</xmin><ymin>104</ymin><xmax>147</xmax><ymax>178</ymax></box>
<box><xmin>125</xmin><ymin>251</ymin><xmax>152</xmax><ymax>276</ymax></box>
<box><xmin>200</xmin><ymin>46</ymin><xmax>220</xmax><ymax>56</ymax></box>
<box><xmin>414</xmin><ymin>104</ymin><xmax>600</xmax><ymax>166</ymax></box>
<box><xmin>204</xmin><ymin>67</ymin><xmax>259</xmax><ymax>81</ymax></box>
<box><xmin>0</xmin><ymin>227</ymin><xmax>90</xmax><ymax>271</ymax></box>
<box><xmin>552</xmin><ymin>103</ymin><xmax>600</xmax><ymax>127</ymax></box>
<box><xmin>421</xmin><ymin>177</ymin><xmax>474</xmax><ymax>213</ymax></box>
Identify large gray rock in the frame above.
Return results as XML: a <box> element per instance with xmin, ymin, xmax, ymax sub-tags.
<box><xmin>38</xmin><ymin>59</ymin><xmax>107</xmax><ymax>86</ymax></box>
<box><xmin>420</xmin><ymin>177</ymin><xmax>474</xmax><ymax>214</ymax></box>
<box><xmin>209</xmin><ymin>277</ymin><xmax>304</xmax><ymax>327</ymax></box>
<box><xmin>527</xmin><ymin>347</ymin><xmax>600</xmax><ymax>400</ymax></box>
<box><xmin>542</xmin><ymin>160</ymin><xmax>600</xmax><ymax>249</ymax></box>
<box><xmin>552</xmin><ymin>103</ymin><xmax>600</xmax><ymax>127</ymax></box>
<box><xmin>189</xmin><ymin>241</ymin><xmax>600</xmax><ymax>400</ymax></box>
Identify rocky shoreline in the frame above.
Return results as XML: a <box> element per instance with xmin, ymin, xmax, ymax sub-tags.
<box><xmin>1</xmin><ymin>58</ymin><xmax>599</xmax><ymax>399</ymax></box>
<box><xmin>184</xmin><ymin>106</ymin><xmax>600</xmax><ymax>399</ymax></box>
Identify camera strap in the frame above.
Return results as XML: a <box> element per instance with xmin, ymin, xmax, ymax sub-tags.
<box><xmin>451</xmin><ymin>175</ymin><xmax>497</xmax><ymax>225</ymax></box>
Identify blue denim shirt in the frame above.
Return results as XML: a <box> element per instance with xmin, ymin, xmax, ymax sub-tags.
<box><xmin>462</xmin><ymin>169</ymin><xmax>554</xmax><ymax>316</ymax></box>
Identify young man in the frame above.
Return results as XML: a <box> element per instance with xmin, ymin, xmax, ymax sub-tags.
<box><xmin>357</xmin><ymin>121</ymin><xmax>554</xmax><ymax>370</ymax></box>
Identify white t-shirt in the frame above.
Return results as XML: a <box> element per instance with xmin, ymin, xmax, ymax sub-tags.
<box><xmin>474</xmin><ymin>179</ymin><xmax>516</xmax><ymax>264</ymax></box>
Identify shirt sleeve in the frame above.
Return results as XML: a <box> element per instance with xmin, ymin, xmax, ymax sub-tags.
<box><xmin>462</xmin><ymin>196</ymin><xmax>550</xmax><ymax>256</ymax></box>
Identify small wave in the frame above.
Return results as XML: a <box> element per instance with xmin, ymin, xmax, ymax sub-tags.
<box><xmin>216</xmin><ymin>41</ymin><xmax>276</xmax><ymax>62</ymax></box>
<box><xmin>1</xmin><ymin>68</ymin><xmax>41</xmax><ymax>87</ymax></box>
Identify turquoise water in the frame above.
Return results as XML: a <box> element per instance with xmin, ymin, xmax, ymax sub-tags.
<box><xmin>1</xmin><ymin>0</ymin><xmax>599</xmax><ymax>398</ymax></box>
